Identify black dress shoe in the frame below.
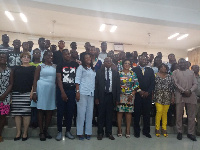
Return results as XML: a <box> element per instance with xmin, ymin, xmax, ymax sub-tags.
<box><xmin>106</xmin><ymin>134</ymin><xmax>115</xmax><ymax>140</ymax></box>
<box><xmin>97</xmin><ymin>134</ymin><xmax>103</xmax><ymax>140</ymax></box>
<box><xmin>177</xmin><ymin>132</ymin><xmax>182</xmax><ymax>140</ymax></box>
<box><xmin>187</xmin><ymin>134</ymin><xmax>197</xmax><ymax>141</ymax></box>
<box><xmin>134</xmin><ymin>133</ymin><xmax>140</xmax><ymax>138</ymax></box>
<box><xmin>143</xmin><ymin>133</ymin><xmax>152</xmax><ymax>138</ymax></box>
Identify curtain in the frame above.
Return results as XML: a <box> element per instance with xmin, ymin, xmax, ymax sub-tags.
<box><xmin>188</xmin><ymin>47</ymin><xmax>200</xmax><ymax>67</ymax></box>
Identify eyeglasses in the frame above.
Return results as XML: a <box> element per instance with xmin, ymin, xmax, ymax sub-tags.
<box><xmin>22</xmin><ymin>56</ymin><xmax>30</xmax><ymax>59</ymax></box>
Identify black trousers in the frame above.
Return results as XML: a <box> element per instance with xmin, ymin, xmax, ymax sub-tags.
<box><xmin>134</xmin><ymin>94</ymin><xmax>152</xmax><ymax>135</ymax></box>
<box><xmin>97</xmin><ymin>93</ymin><xmax>113</xmax><ymax>135</ymax></box>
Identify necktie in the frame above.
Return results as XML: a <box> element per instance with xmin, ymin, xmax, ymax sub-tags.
<box><xmin>106</xmin><ymin>69</ymin><xmax>110</xmax><ymax>93</ymax></box>
<box><xmin>142</xmin><ymin>68</ymin><xmax>145</xmax><ymax>75</ymax></box>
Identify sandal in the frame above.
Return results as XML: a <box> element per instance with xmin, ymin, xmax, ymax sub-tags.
<box><xmin>162</xmin><ymin>129</ymin><xmax>168</xmax><ymax>137</ymax></box>
<box><xmin>125</xmin><ymin>130</ymin><xmax>130</xmax><ymax>138</ymax></box>
<box><xmin>39</xmin><ymin>133</ymin><xmax>46</xmax><ymax>141</ymax></box>
<box><xmin>117</xmin><ymin>129</ymin><xmax>122</xmax><ymax>137</ymax></box>
<box><xmin>155</xmin><ymin>129</ymin><xmax>160</xmax><ymax>137</ymax></box>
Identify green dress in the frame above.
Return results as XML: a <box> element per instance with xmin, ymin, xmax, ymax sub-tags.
<box><xmin>116</xmin><ymin>70</ymin><xmax>139</xmax><ymax>112</ymax></box>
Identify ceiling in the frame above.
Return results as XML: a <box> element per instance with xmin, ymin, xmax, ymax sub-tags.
<box><xmin>0</xmin><ymin>0</ymin><xmax>200</xmax><ymax>51</ymax></box>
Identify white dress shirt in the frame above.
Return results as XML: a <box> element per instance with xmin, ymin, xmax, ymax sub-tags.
<box><xmin>105</xmin><ymin>67</ymin><xmax>112</xmax><ymax>92</ymax></box>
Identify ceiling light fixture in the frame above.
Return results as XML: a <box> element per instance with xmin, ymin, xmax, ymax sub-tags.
<box><xmin>99</xmin><ymin>24</ymin><xmax>106</xmax><ymax>32</ymax></box>
<box><xmin>20</xmin><ymin>13</ymin><xmax>27</xmax><ymax>22</ymax></box>
<box><xmin>177</xmin><ymin>34</ymin><xmax>189</xmax><ymax>40</ymax></box>
<box><xmin>5</xmin><ymin>11</ymin><xmax>14</xmax><ymax>21</ymax></box>
<box><xmin>168</xmin><ymin>33</ymin><xmax>179</xmax><ymax>39</ymax></box>
<box><xmin>110</xmin><ymin>25</ymin><xmax>117</xmax><ymax>33</ymax></box>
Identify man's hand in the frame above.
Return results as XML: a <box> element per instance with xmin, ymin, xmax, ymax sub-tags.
<box><xmin>61</xmin><ymin>92</ymin><xmax>68</xmax><ymax>102</ymax></box>
<box><xmin>143</xmin><ymin>92</ymin><xmax>149</xmax><ymax>98</ymax></box>
<box><xmin>139</xmin><ymin>91</ymin><xmax>145</xmax><ymax>97</ymax></box>
<box><xmin>184</xmin><ymin>90</ymin><xmax>192</xmax><ymax>97</ymax></box>
<box><xmin>76</xmin><ymin>92</ymin><xmax>80</xmax><ymax>102</ymax></box>
<box><xmin>95</xmin><ymin>99</ymin><xmax>99</xmax><ymax>105</ymax></box>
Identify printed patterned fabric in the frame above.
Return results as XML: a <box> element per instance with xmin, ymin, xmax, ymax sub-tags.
<box><xmin>117</xmin><ymin>60</ymin><xmax>123</xmax><ymax>71</ymax></box>
<box><xmin>154</xmin><ymin>74</ymin><xmax>174</xmax><ymax>105</ymax></box>
<box><xmin>119</xmin><ymin>70</ymin><xmax>139</xmax><ymax>95</ymax></box>
<box><xmin>116</xmin><ymin>70</ymin><xmax>139</xmax><ymax>112</ymax></box>
<box><xmin>0</xmin><ymin>102</ymin><xmax>10</xmax><ymax>115</ymax></box>
<box><xmin>0</xmin><ymin>67</ymin><xmax>11</xmax><ymax>105</ymax></box>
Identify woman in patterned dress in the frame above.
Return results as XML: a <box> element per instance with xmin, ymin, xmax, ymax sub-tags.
<box><xmin>116</xmin><ymin>59</ymin><xmax>139</xmax><ymax>138</ymax></box>
<box><xmin>0</xmin><ymin>53</ymin><xmax>13</xmax><ymax>142</ymax></box>
<box><xmin>154</xmin><ymin>63</ymin><xmax>174</xmax><ymax>137</ymax></box>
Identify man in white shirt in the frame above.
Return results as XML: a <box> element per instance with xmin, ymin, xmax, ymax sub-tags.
<box><xmin>98</xmin><ymin>42</ymin><xmax>107</xmax><ymax>63</ymax></box>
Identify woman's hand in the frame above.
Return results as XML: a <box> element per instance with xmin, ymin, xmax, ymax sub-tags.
<box><xmin>116</xmin><ymin>101</ymin><xmax>119</xmax><ymax>106</ymax></box>
<box><xmin>128</xmin><ymin>95</ymin><xmax>133</xmax><ymax>102</ymax></box>
<box><xmin>76</xmin><ymin>92</ymin><xmax>80</xmax><ymax>102</ymax></box>
<box><xmin>32</xmin><ymin>93</ymin><xmax>37</xmax><ymax>103</ymax></box>
<box><xmin>171</xmin><ymin>97</ymin><xmax>175</xmax><ymax>104</ymax></box>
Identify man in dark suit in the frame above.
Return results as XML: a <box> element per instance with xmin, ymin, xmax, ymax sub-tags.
<box><xmin>132</xmin><ymin>55</ymin><xmax>155</xmax><ymax>138</ymax></box>
<box><xmin>95</xmin><ymin>57</ymin><xmax>120</xmax><ymax>140</ymax></box>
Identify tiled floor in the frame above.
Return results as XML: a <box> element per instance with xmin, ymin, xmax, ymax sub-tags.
<box><xmin>1</xmin><ymin>134</ymin><xmax>199</xmax><ymax>150</ymax></box>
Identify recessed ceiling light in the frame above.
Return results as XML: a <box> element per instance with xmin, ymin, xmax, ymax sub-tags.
<box><xmin>20</xmin><ymin>13</ymin><xmax>27</xmax><ymax>22</ymax></box>
<box><xmin>177</xmin><ymin>34</ymin><xmax>189</xmax><ymax>40</ymax></box>
<box><xmin>5</xmin><ymin>11</ymin><xmax>14</xmax><ymax>21</ymax></box>
<box><xmin>99</xmin><ymin>24</ymin><xmax>106</xmax><ymax>32</ymax></box>
<box><xmin>168</xmin><ymin>33</ymin><xmax>179</xmax><ymax>39</ymax></box>
<box><xmin>110</xmin><ymin>25</ymin><xmax>117</xmax><ymax>32</ymax></box>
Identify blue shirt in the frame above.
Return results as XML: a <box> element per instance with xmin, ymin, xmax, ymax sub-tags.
<box><xmin>75</xmin><ymin>65</ymin><xmax>96</xmax><ymax>96</ymax></box>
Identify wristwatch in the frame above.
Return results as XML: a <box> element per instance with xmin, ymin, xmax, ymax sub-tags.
<box><xmin>76</xmin><ymin>90</ymin><xmax>80</xmax><ymax>93</ymax></box>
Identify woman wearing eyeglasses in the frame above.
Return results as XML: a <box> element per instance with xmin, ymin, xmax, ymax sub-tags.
<box><xmin>10</xmin><ymin>52</ymin><xmax>36</xmax><ymax>141</ymax></box>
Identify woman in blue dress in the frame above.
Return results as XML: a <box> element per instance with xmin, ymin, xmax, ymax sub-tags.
<box><xmin>32</xmin><ymin>51</ymin><xmax>56</xmax><ymax>141</ymax></box>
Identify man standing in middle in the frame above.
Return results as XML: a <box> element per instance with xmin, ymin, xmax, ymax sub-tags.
<box><xmin>95</xmin><ymin>57</ymin><xmax>120</xmax><ymax>140</ymax></box>
<box><xmin>56</xmin><ymin>49</ymin><xmax>79</xmax><ymax>141</ymax></box>
<box><xmin>132</xmin><ymin>55</ymin><xmax>155</xmax><ymax>138</ymax></box>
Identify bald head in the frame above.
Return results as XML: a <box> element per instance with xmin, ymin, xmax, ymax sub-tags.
<box><xmin>104</xmin><ymin>57</ymin><xmax>112</xmax><ymax>68</ymax></box>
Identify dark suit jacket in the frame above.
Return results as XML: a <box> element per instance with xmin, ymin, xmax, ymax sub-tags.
<box><xmin>95</xmin><ymin>67</ymin><xmax>120</xmax><ymax>104</ymax></box>
<box><xmin>132</xmin><ymin>66</ymin><xmax>155</xmax><ymax>96</ymax></box>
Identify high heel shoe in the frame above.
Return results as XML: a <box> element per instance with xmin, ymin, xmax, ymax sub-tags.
<box><xmin>117</xmin><ymin>129</ymin><xmax>122</xmax><ymax>137</ymax></box>
<box><xmin>155</xmin><ymin>129</ymin><xmax>160</xmax><ymax>137</ymax></box>
<box><xmin>22</xmin><ymin>135</ymin><xmax>28</xmax><ymax>141</ymax></box>
<box><xmin>14</xmin><ymin>135</ymin><xmax>21</xmax><ymax>141</ymax></box>
<box><xmin>39</xmin><ymin>133</ymin><xmax>46</xmax><ymax>141</ymax></box>
<box><xmin>162</xmin><ymin>129</ymin><xmax>168</xmax><ymax>137</ymax></box>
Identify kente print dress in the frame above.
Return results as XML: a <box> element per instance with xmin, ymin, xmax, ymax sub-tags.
<box><xmin>116</xmin><ymin>70</ymin><xmax>139</xmax><ymax>112</ymax></box>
